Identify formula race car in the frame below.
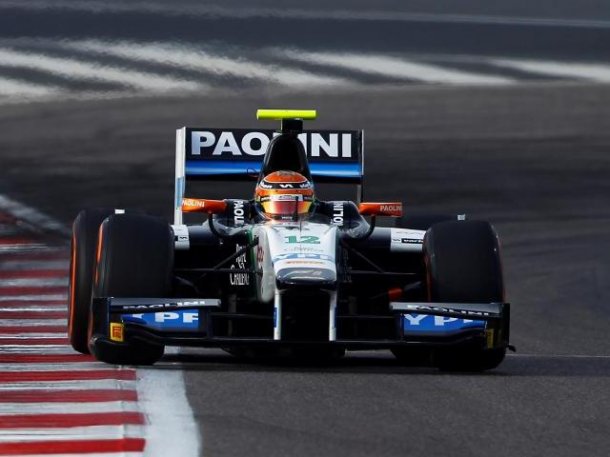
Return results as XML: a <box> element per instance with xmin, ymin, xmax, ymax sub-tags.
<box><xmin>68</xmin><ymin>109</ymin><xmax>511</xmax><ymax>371</ymax></box>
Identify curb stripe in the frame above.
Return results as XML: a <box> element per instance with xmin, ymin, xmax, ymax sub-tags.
<box><xmin>0</xmin><ymin>362</ymin><xmax>110</xmax><ymax>371</ymax></box>
<box><xmin>0</xmin><ymin>333</ymin><xmax>68</xmax><ymax>339</ymax></box>
<box><xmin>0</xmin><ymin>300</ymin><xmax>66</xmax><ymax>307</ymax></box>
<box><xmin>0</xmin><ymin>424</ymin><xmax>143</xmax><ymax>437</ymax></box>
<box><xmin>0</xmin><ymin>278</ymin><xmax>68</xmax><ymax>287</ymax></box>
<box><xmin>0</xmin><ymin>438</ymin><xmax>145</xmax><ymax>455</ymax></box>
<box><xmin>0</xmin><ymin>450</ymin><xmax>142</xmax><ymax>457</ymax></box>
<box><xmin>0</xmin><ymin>401</ymin><xmax>139</xmax><ymax>414</ymax></box>
<box><xmin>0</xmin><ymin>270</ymin><xmax>66</xmax><ymax>279</ymax></box>
<box><xmin>0</xmin><ymin>389</ymin><xmax>138</xmax><ymax>403</ymax></box>
<box><xmin>0</xmin><ymin>412</ymin><xmax>144</xmax><ymax>428</ymax></box>
<box><xmin>0</xmin><ymin>245</ymin><xmax>46</xmax><ymax>252</ymax></box>
<box><xmin>0</xmin><ymin>251</ymin><xmax>68</xmax><ymax>260</ymax></box>
<box><xmin>0</xmin><ymin>318</ymin><xmax>67</xmax><ymax>326</ymax></box>
<box><xmin>0</xmin><ymin>354</ymin><xmax>93</xmax><ymax>363</ymax></box>
<box><xmin>0</xmin><ymin>311</ymin><xmax>66</xmax><ymax>319</ymax></box>
<box><xmin>0</xmin><ymin>286</ymin><xmax>66</xmax><ymax>296</ymax></box>
<box><xmin>0</xmin><ymin>346</ymin><xmax>80</xmax><ymax>354</ymax></box>
<box><xmin>0</xmin><ymin>261</ymin><xmax>68</xmax><ymax>271</ymax></box>
<box><xmin>0</xmin><ymin>325</ymin><xmax>66</xmax><ymax>334</ymax></box>
<box><xmin>1</xmin><ymin>380</ymin><xmax>137</xmax><ymax>390</ymax></box>
<box><xmin>0</xmin><ymin>295</ymin><xmax>66</xmax><ymax>301</ymax></box>
<box><xmin>0</xmin><ymin>370</ymin><xmax>135</xmax><ymax>382</ymax></box>
<box><xmin>0</xmin><ymin>237</ymin><xmax>34</xmax><ymax>245</ymax></box>
<box><xmin>0</xmin><ymin>306</ymin><xmax>66</xmax><ymax>311</ymax></box>
<box><xmin>0</xmin><ymin>198</ymin><xmax>156</xmax><ymax>456</ymax></box>
<box><xmin>0</xmin><ymin>337</ymin><xmax>69</xmax><ymax>344</ymax></box>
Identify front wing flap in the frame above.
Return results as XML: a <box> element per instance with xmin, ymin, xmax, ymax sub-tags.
<box><xmin>389</xmin><ymin>301</ymin><xmax>510</xmax><ymax>349</ymax></box>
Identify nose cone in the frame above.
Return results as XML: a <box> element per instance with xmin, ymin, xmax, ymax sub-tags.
<box><xmin>276</xmin><ymin>267</ymin><xmax>337</xmax><ymax>289</ymax></box>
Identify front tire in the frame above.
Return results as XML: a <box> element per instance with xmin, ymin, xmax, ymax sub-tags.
<box><xmin>425</xmin><ymin>220</ymin><xmax>505</xmax><ymax>371</ymax></box>
<box><xmin>68</xmin><ymin>208</ymin><xmax>116</xmax><ymax>354</ymax></box>
<box><xmin>89</xmin><ymin>214</ymin><xmax>173</xmax><ymax>365</ymax></box>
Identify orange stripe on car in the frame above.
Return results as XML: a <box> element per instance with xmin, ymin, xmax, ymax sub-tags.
<box><xmin>181</xmin><ymin>198</ymin><xmax>227</xmax><ymax>214</ymax></box>
<box><xmin>358</xmin><ymin>202</ymin><xmax>403</xmax><ymax>217</ymax></box>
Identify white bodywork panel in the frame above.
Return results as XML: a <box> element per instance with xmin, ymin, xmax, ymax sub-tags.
<box><xmin>171</xmin><ymin>224</ymin><xmax>190</xmax><ymax>250</ymax></box>
<box><xmin>252</xmin><ymin>221</ymin><xmax>338</xmax><ymax>303</ymax></box>
<box><xmin>390</xmin><ymin>227</ymin><xmax>425</xmax><ymax>253</ymax></box>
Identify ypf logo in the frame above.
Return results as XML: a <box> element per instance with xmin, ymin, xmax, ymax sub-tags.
<box><xmin>126</xmin><ymin>310</ymin><xmax>200</xmax><ymax>330</ymax></box>
<box><xmin>403</xmin><ymin>314</ymin><xmax>485</xmax><ymax>332</ymax></box>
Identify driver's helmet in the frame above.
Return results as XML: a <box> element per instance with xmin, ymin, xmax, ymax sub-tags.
<box><xmin>254</xmin><ymin>171</ymin><xmax>314</xmax><ymax>220</ymax></box>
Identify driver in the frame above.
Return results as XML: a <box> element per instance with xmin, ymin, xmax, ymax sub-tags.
<box><xmin>254</xmin><ymin>171</ymin><xmax>315</xmax><ymax>220</ymax></box>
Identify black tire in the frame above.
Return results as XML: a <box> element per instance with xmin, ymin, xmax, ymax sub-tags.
<box><xmin>90</xmin><ymin>214</ymin><xmax>173</xmax><ymax>365</ymax></box>
<box><xmin>395</xmin><ymin>210</ymin><xmax>464</xmax><ymax>231</ymax></box>
<box><xmin>424</xmin><ymin>220</ymin><xmax>505</xmax><ymax>371</ymax></box>
<box><xmin>68</xmin><ymin>208</ymin><xmax>116</xmax><ymax>354</ymax></box>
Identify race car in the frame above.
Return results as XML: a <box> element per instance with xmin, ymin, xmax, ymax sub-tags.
<box><xmin>68</xmin><ymin>109</ymin><xmax>511</xmax><ymax>371</ymax></box>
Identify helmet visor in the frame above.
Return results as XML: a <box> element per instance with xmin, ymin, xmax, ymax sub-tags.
<box><xmin>259</xmin><ymin>194</ymin><xmax>312</xmax><ymax>217</ymax></box>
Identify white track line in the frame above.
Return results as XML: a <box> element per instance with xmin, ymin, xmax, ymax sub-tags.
<box><xmin>0</xmin><ymin>362</ymin><xmax>114</xmax><ymax>371</ymax></box>
<box><xmin>0</xmin><ymin>47</ymin><xmax>203</xmax><ymax>92</ymax></box>
<box><xmin>0</xmin><ymin>278</ymin><xmax>68</xmax><ymax>287</ymax></box>
<box><xmin>0</xmin><ymin>243</ymin><xmax>47</xmax><ymax>252</ymax></box>
<box><xmin>139</xmin><ymin>361</ymin><xmax>200</xmax><ymax>457</ymax></box>
<box><xmin>2</xmin><ymin>452</ymin><xmax>142</xmax><ymax>457</ymax></box>
<box><xmin>280</xmin><ymin>50</ymin><xmax>515</xmax><ymax>85</ymax></box>
<box><xmin>0</xmin><ymin>319</ymin><xmax>67</xmax><ymax>326</ymax></box>
<box><xmin>0</xmin><ymin>380</ymin><xmax>137</xmax><ymax>390</ymax></box>
<box><xmin>0</xmin><ymin>76</ymin><xmax>58</xmax><ymax>97</ymax></box>
<box><xmin>0</xmin><ymin>346</ymin><xmax>74</xmax><ymax>354</ymax></box>
<box><xmin>0</xmin><ymin>261</ymin><xmax>68</xmax><ymax>271</ymax></box>
<box><xmin>0</xmin><ymin>306</ymin><xmax>66</xmax><ymax>312</ymax></box>
<box><xmin>0</xmin><ymin>425</ymin><xmax>143</xmax><ymax>439</ymax></box>
<box><xmin>67</xmin><ymin>40</ymin><xmax>349</xmax><ymax>87</ymax></box>
<box><xmin>492</xmin><ymin>59</ymin><xmax>610</xmax><ymax>83</ymax></box>
<box><xmin>0</xmin><ymin>295</ymin><xmax>66</xmax><ymax>301</ymax></box>
<box><xmin>0</xmin><ymin>401</ymin><xmax>139</xmax><ymax>414</ymax></box>
<box><xmin>0</xmin><ymin>333</ymin><xmax>67</xmax><ymax>343</ymax></box>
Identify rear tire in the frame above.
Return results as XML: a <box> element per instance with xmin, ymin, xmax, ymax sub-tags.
<box><xmin>68</xmin><ymin>208</ymin><xmax>116</xmax><ymax>354</ymax></box>
<box><xmin>425</xmin><ymin>220</ymin><xmax>505</xmax><ymax>371</ymax></box>
<box><xmin>90</xmin><ymin>214</ymin><xmax>173</xmax><ymax>365</ymax></box>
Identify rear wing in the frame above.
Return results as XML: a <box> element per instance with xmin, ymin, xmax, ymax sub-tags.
<box><xmin>174</xmin><ymin>127</ymin><xmax>364</xmax><ymax>224</ymax></box>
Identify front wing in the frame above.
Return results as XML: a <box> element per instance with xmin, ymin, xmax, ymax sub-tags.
<box><xmin>89</xmin><ymin>297</ymin><xmax>510</xmax><ymax>351</ymax></box>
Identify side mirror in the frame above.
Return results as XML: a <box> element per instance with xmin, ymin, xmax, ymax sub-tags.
<box><xmin>358</xmin><ymin>202</ymin><xmax>403</xmax><ymax>217</ymax></box>
<box><xmin>182</xmin><ymin>198</ymin><xmax>227</xmax><ymax>214</ymax></box>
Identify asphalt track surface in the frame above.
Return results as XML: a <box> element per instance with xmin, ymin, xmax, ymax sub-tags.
<box><xmin>3</xmin><ymin>0</ymin><xmax>610</xmax><ymax>104</ymax></box>
<box><xmin>1</xmin><ymin>82</ymin><xmax>609</xmax><ymax>457</ymax></box>
<box><xmin>3</xmin><ymin>3</ymin><xmax>610</xmax><ymax>61</ymax></box>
